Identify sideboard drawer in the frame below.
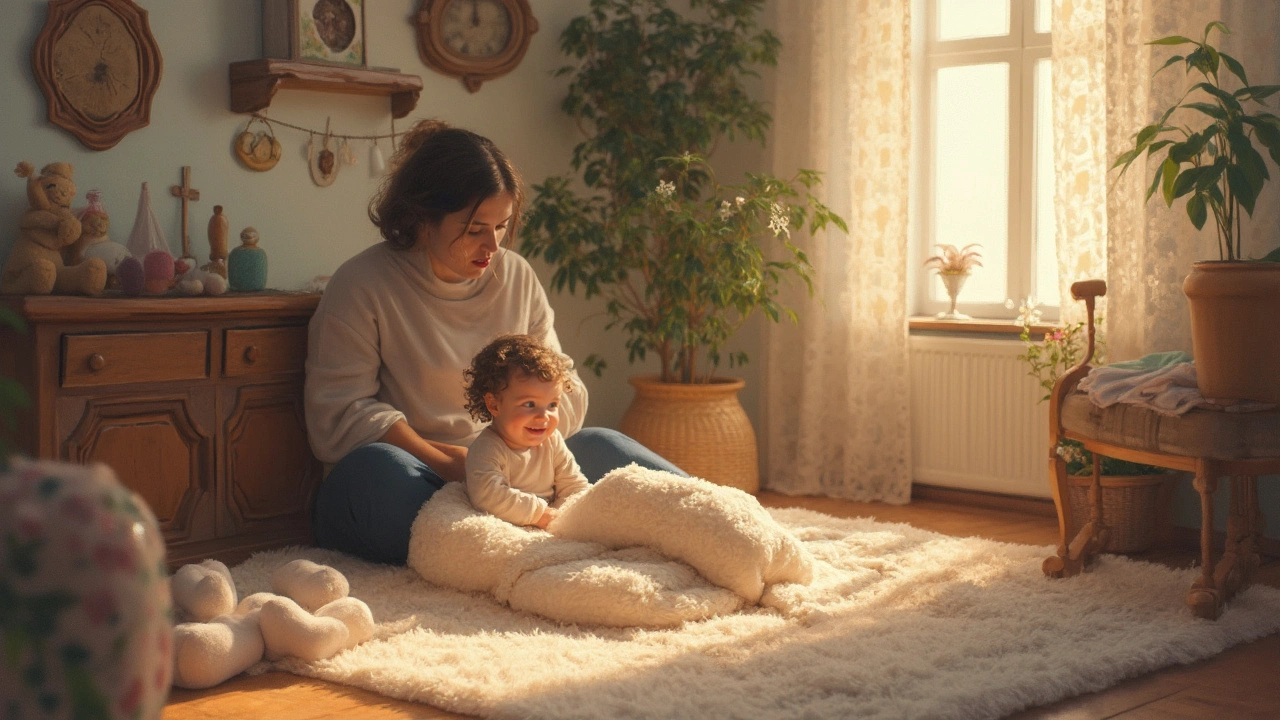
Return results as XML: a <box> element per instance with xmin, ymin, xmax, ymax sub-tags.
<box><xmin>63</xmin><ymin>332</ymin><xmax>210</xmax><ymax>388</ymax></box>
<box><xmin>223</xmin><ymin>326</ymin><xmax>308</xmax><ymax>378</ymax></box>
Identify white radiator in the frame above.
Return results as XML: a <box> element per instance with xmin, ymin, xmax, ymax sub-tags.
<box><xmin>909</xmin><ymin>335</ymin><xmax>1052</xmax><ymax>498</ymax></box>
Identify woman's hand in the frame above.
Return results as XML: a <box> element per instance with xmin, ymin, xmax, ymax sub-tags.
<box><xmin>533</xmin><ymin>507</ymin><xmax>557</xmax><ymax>529</ymax></box>
<box><xmin>378</xmin><ymin>420</ymin><xmax>468</xmax><ymax>483</ymax></box>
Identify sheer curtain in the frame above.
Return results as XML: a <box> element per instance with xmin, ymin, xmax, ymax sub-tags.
<box><xmin>1053</xmin><ymin>0</ymin><xmax>1280</xmax><ymax>356</ymax></box>
<box><xmin>762</xmin><ymin>0</ymin><xmax>913</xmax><ymax>502</ymax></box>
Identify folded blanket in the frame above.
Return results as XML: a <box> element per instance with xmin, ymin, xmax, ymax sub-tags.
<box><xmin>1078</xmin><ymin>351</ymin><xmax>1275</xmax><ymax>415</ymax></box>
<box><xmin>406</xmin><ymin>465</ymin><xmax>815</xmax><ymax>627</ymax></box>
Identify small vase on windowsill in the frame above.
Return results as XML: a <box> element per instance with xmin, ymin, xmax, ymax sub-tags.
<box><xmin>936</xmin><ymin>271</ymin><xmax>971</xmax><ymax>320</ymax></box>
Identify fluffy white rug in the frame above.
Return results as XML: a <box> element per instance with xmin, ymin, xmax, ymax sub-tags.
<box><xmin>229</xmin><ymin>508</ymin><xmax>1280</xmax><ymax>720</ymax></box>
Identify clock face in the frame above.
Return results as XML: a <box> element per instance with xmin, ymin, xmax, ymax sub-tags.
<box><xmin>441</xmin><ymin>0</ymin><xmax>512</xmax><ymax>58</ymax></box>
<box><xmin>52</xmin><ymin>5</ymin><xmax>140</xmax><ymax>121</ymax></box>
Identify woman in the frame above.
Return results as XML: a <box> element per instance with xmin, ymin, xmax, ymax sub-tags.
<box><xmin>305</xmin><ymin>120</ymin><xmax>684</xmax><ymax>565</ymax></box>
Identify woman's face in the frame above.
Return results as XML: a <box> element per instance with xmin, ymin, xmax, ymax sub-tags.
<box><xmin>418</xmin><ymin>193</ymin><xmax>514</xmax><ymax>283</ymax></box>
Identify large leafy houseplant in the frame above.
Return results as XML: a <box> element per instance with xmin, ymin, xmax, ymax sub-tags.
<box><xmin>521</xmin><ymin>0</ymin><xmax>846</xmax><ymax>384</ymax></box>
<box><xmin>1113</xmin><ymin>21</ymin><xmax>1280</xmax><ymax>404</ymax></box>
<box><xmin>1113</xmin><ymin>22</ymin><xmax>1280</xmax><ymax>261</ymax></box>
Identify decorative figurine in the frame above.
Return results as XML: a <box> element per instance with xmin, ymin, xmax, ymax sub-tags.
<box><xmin>228</xmin><ymin>227</ymin><xmax>268</xmax><ymax>292</ymax></box>
<box><xmin>127</xmin><ymin>182</ymin><xmax>170</xmax><ymax>259</ymax></box>
<box><xmin>69</xmin><ymin>190</ymin><xmax>133</xmax><ymax>282</ymax></box>
<box><xmin>204</xmin><ymin>205</ymin><xmax>229</xmax><ymax>278</ymax></box>
<box><xmin>170</xmin><ymin>166</ymin><xmax>200</xmax><ymax>267</ymax></box>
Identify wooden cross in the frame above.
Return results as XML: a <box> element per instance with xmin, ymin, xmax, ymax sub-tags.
<box><xmin>170</xmin><ymin>166</ymin><xmax>200</xmax><ymax>259</ymax></box>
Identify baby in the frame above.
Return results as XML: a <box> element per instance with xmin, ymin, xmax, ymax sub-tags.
<box><xmin>462</xmin><ymin>334</ymin><xmax>590</xmax><ymax>528</ymax></box>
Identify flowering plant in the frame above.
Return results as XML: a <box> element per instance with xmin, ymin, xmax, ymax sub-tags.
<box><xmin>526</xmin><ymin>154</ymin><xmax>845</xmax><ymax>383</ymax></box>
<box><xmin>1013</xmin><ymin>302</ymin><xmax>1164</xmax><ymax>476</ymax></box>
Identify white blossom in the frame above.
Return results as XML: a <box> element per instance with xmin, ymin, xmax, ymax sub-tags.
<box><xmin>655</xmin><ymin>180</ymin><xmax>676</xmax><ymax>199</ymax></box>
<box><xmin>717</xmin><ymin>200</ymin><xmax>734</xmax><ymax>220</ymax></box>
<box><xmin>768</xmin><ymin>202</ymin><xmax>790</xmax><ymax>237</ymax></box>
<box><xmin>735</xmin><ymin>196</ymin><xmax>746</xmax><ymax>206</ymax></box>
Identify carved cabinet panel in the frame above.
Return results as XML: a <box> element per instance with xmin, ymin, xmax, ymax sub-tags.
<box><xmin>1</xmin><ymin>294</ymin><xmax>322</xmax><ymax>568</ymax></box>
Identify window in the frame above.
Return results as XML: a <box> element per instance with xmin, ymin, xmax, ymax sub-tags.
<box><xmin>916</xmin><ymin>0</ymin><xmax>1056</xmax><ymax>320</ymax></box>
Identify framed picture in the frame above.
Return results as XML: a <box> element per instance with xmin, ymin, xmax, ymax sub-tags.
<box><xmin>263</xmin><ymin>0</ymin><xmax>366</xmax><ymax>67</ymax></box>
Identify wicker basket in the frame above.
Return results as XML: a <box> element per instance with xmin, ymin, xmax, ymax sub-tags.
<box><xmin>1066</xmin><ymin>473</ymin><xmax>1175</xmax><ymax>553</ymax></box>
<box><xmin>618</xmin><ymin>375</ymin><xmax>758</xmax><ymax>493</ymax></box>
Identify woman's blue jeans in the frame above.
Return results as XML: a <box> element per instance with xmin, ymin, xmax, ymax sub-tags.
<box><xmin>311</xmin><ymin>427</ymin><xmax>687</xmax><ymax>565</ymax></box>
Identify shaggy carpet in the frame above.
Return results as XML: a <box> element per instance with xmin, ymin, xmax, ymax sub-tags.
<box><xmin>229</xmin><ymin>507</ymin><xmax>1280</xmax><ymax>720</ymax></box>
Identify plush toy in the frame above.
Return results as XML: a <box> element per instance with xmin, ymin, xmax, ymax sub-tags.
<box><xmin>1</xmin><ymin>161</ymin><xmax>107</xmax><ymax>295</ymax></box>
<box><xmin>170</xmin><ymin>558</ymin><xmax>374</xmax><ymax>690</ymax></box>
<box><xmin>67</xmin><ymin>190</ymin><xmax>132</xmax><ymax>280</ymax></box>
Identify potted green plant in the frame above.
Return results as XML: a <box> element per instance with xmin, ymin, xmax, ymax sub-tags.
<box><xmin>521</xmin><ymin>0</ymin><xmax>846</xmax><ymax>492</ymax></box>
<box><xmin>1112</xmin><ymin>22</ymin><xmax>1280</xmax><ymax>403</ymax></box>
<box><xmin>1015</xmin><ymin>308</ymin><xmax>1174</xmax><ymax>553</ymax></box>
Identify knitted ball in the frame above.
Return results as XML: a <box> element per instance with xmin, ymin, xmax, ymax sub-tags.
<box><xmin>116</xmin><ymin>256</ymin><xmax>145</xmax><ymax>296</ymax></box>
<box><xmin>143</xmin><ymin>250</ymin><xmax>175</xmax><ymax>295</ymax></box>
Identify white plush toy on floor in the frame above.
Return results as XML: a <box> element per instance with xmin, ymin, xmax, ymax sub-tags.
<box><xmin>170</xmin><ymin>559</ymin><xmax>375</xmax><ymax>689</ymax></box>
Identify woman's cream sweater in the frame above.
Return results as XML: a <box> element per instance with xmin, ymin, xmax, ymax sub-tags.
<box><xmin>305</xmin><ymin>243</ymin><xmax>587</xmax><ymax>464</ymax></box>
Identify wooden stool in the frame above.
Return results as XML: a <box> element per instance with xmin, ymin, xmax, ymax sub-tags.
<box><xmin>1042</xmin><ymin>280</ymin><xmax>1280</xmax><ymax>619</ymax></box>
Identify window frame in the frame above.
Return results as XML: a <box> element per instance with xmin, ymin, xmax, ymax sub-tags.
<box><xmin>915</xmin><ymin>0</ymin><xmax>1055</xmax><ymax>321</ymax></box>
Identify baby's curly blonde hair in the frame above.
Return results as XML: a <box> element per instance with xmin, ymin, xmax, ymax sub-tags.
<box><xmin>463</xmin><ymin>335</ymin><xmax>573</xmax><ymax>422</ymax></box>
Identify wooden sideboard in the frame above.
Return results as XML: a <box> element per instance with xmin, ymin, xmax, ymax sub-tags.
<box><xmin>0</xmin><ymin>293</ymin><xmax>323</xmax><ymax>567</ymax></box>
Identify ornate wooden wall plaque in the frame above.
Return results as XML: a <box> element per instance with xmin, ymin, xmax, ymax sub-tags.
<box><xmin>32</xmin><ymin>0</ymin><xmax>164</xmax><ymax>151</ymax></box>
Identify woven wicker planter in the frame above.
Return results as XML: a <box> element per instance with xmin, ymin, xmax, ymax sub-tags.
<box><xmin>1066</xmin><ymin>473</ymin><xmax>1176</xmax><ymax>553</ymax></box>
<box><xmin>618</xmin><ymin>374</ymin><xmax>759</xmax><ymax>494</ymax></box>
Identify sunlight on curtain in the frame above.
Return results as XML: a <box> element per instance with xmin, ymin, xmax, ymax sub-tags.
<box><xmin>763</xmin><ymin>0</ymin><xmax>912</xmax><ymax>502</ymax></box>
<box><xmin>1053</xmin><ymin>0</ymin><xmax>1280</xmax><ymax>358</ymax></box>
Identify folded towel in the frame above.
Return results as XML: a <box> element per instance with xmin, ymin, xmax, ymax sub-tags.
<box><xmin>1078</xmin><ymin>353</ymin><xmax>1275</xmax><ymax>415</ymax></box>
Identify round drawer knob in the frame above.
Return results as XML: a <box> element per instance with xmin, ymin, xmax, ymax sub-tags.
<box><xmin>87</xmin><ymin>353</ymin><xmax>106</xmax><ymax>372</ymax></box>
<box><xmin>244</xmin><ymin>346</ymin><xmax>259</xmax><ymax>364</ymax></box>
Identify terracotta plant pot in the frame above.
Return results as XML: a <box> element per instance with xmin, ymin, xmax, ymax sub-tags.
<box><xmin>618</xmin><ymin>375</ymin><xmax>759</xmax><ymax>494</ymax></box>
<box><xmin>1183</xmin><ymin>261</ymin><xmax>1280</xmax><ymax>404</ymax></box>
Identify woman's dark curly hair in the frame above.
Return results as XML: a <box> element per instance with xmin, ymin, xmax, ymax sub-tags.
<box><xmin>369</xmin><ymin>119</ymin><xmax>524</xmax><ymax>250</ymax></box>
<box><xmin>463</xmin><ymin>335</ymin><xmax>574</xmax><ymax>422</ymax></box>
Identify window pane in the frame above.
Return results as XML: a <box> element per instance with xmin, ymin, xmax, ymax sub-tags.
<box><xmin>1033</xmin><ymin>58</ymin><xmax>1059</xmax><ymax>307</ymax></box>
<box><xmin>937</xmin><ymin>0</ymin><xmax>1010</xmax><ymax>41</ymax></box>
<box><xmin>932</xmin><ymin>63</ymin><xmax>1009</xmax><ymax>304</ymax></box>
<box><xmin>1035</xmin><ymin>0</ymin><xmax>1052</xmax><ymax>34</ymax></box>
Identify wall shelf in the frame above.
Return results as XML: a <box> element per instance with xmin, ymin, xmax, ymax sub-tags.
<box><xmin>229</xmin><ymin>59</ymin><xmax>423</xmax><ymax>119</ymax></box>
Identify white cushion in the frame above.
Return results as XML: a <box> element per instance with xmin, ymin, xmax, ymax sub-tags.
<box><xmin>550</xmin><ymin>465</ymin><xmax>815</xmax><ymax>603</ymax></box>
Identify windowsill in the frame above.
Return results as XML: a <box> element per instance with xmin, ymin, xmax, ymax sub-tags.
<box><xmin>909</xmin><ymin>315</ymin><xmax>1057</xmax><ymax>336</ymax></box>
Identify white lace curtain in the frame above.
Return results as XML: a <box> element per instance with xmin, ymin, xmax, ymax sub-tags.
<box><xmin>1053</xmin><ymin>0</ymin><xmax>1280</xmax><ymax>357</ymax></box>
<box><xmin>762</xmin><ymin>0</ymin><xmax>913</xmax><ymax>502</ymax></box>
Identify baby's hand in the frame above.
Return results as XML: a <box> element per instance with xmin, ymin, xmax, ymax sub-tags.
<box><xmin>533</xmin><ymin>507</ymin><xmax>557</xmax><ymax>529</ymax></box>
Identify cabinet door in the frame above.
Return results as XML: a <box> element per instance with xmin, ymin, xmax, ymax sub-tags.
<box><xmin>221</xmin><ymin>381</ymin><xmax>321</xmax><ymax>547</ymax></box>
<box><xmin>58</xmin><ymin>390</ymin><xmax>219</xmax><ymax>548</ymax></box>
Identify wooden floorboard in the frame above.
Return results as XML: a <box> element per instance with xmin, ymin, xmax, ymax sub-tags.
<box><xmin>164</xmin><ymin>492</ymin><xmax>1280</xmax><ymax>720</ymax></box>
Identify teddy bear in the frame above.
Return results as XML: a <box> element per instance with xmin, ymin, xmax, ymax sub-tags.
<box><xmin>1</xmin><ymin>161</ymin><xmax>107</xmax><ymax>296</ymax></box>
<box><xmin>169</xmin><ymin>558</ymin><xmax>375</xmax><ymax>689</ymax></box>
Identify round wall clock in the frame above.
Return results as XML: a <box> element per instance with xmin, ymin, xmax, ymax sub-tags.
<box><xmin>412</xmin><ymin>0</ymin><xmax>538</xmax><ymax>93</ymax></box>
<box><xmin>32</xmin><ymin>0</ymin><xmax>163</xmax><ymax>151</ymax></box>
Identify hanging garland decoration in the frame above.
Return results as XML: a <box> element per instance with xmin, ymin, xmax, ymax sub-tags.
<box><xmin>235</xmin><ymin>112</ymin><xmax>400</xmax><ymax>181</ymax></box>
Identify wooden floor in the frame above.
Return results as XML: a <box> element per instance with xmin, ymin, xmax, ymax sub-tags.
<box><xmin>164</xmin><ymin>491</ymin><xmax>1280</xmax><ymax>720</ymax></box>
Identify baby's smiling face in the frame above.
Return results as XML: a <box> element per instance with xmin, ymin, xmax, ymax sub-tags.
<box><xmin>484</xmin><ymin>371</ymin><xmax>561</xmax><ymax>451</ymax></box>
